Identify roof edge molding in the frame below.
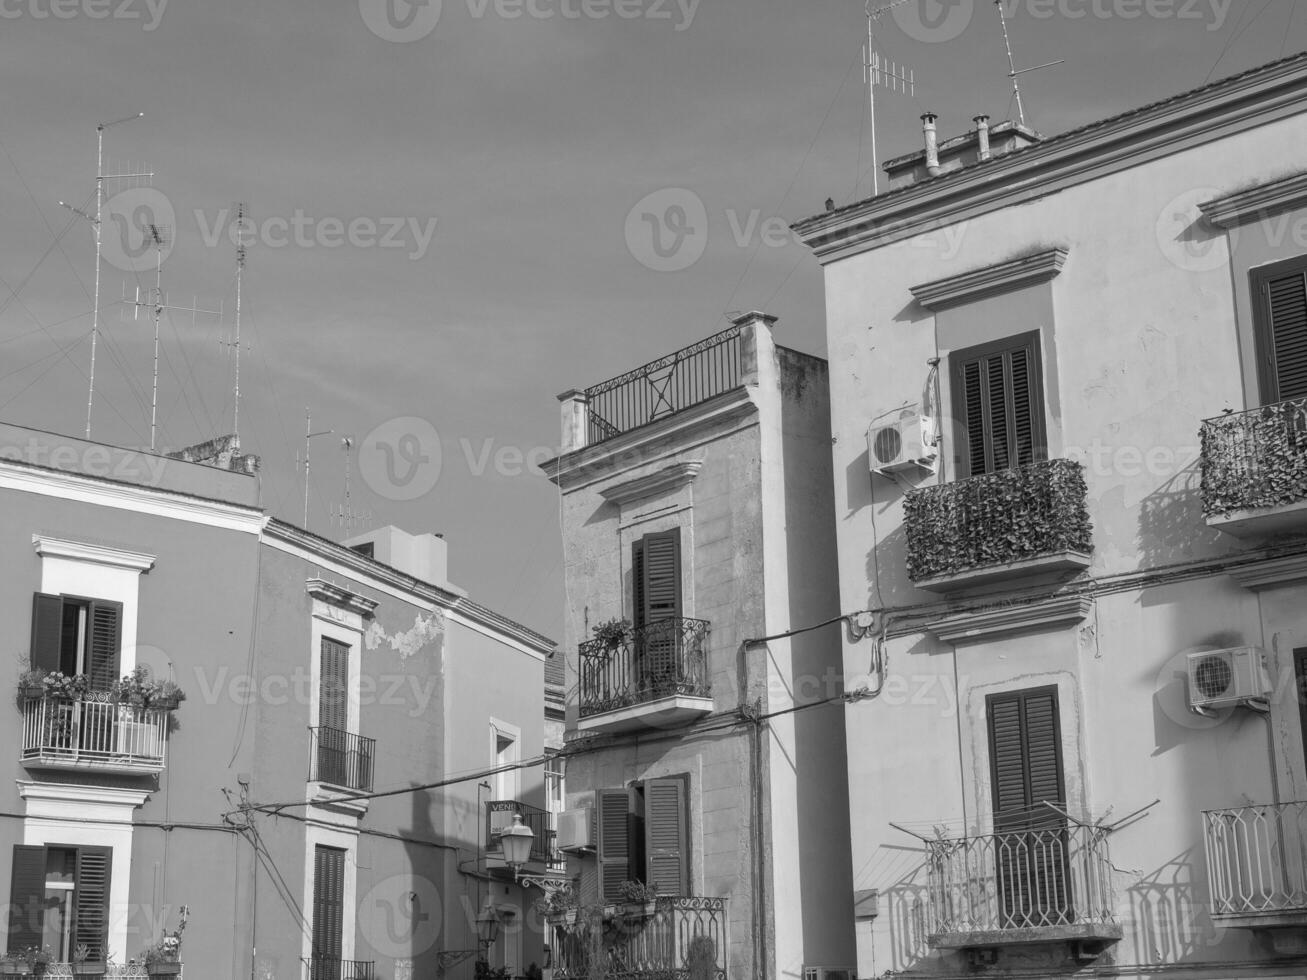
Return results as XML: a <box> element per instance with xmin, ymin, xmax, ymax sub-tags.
<box><xmin>1200</xmin><ymin>171</ymin><xmax>1307</xmax><ymax>228</ymax></box>
<box><xmin>910</xmin><ymin>247</ymin><xmax>1069</xmax><ymax>311</ymax></box>
<box><xmin>930</xmin><ymin>595</ymin><xmax>1094</xmax><ymax>645</ymax></box>
<box><xmin>307</xmin><ymin>578</ymin><xmax>380</xmax><ymax>617</ymax></box>
<box><xmin>599</xmin><ymin>462</ymin><xmax>703</xmax><ymax>506</ymax></box>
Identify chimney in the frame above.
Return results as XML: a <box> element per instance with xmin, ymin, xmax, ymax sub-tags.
<box><xmin>922</xmin><ymin>113</ymin><xmax>942</xmax><ymax>177</ymax></box>
<box><xmin>974</xmin><ymin>115</ymin><xmax>991</xmax><ymax>162</ymax></box>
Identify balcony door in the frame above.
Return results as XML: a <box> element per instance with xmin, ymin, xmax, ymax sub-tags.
<box><xmin>987</xmin><ymin>687</ymin><xmax>1070</xmax><ymax>929</ymax></box>
<box><xmin>632</xmin><ymin>529</ymin><xmax>681</xmax><ymax>694</ymax></box>
<box><xmin>950</xmin><ymin>332</ymin><xmax>1047</xmax><ymax>478</ymax></box>
<box><xmin>1252</xmin><ymin>256</ymin><xmax>1307</xmax><ymax>403</ymax></box>
<box><xmin>317</xmin><ymin>638</ymin><xmax>351</xmax><ymax>787</ymax></box>
<box><xmin>311</xmin><ymin>845</ymin><xmax>346</xmax><ymax>980</ymax></box>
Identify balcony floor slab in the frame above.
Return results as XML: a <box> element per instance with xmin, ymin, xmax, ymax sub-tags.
<box><xmin>914</xmin><ymin>550</ymin><xmax>1092</xmax><ymax>594</ymax></box>
<box><xmin>929</xmin><ymin>921</ymin><xmax>1123</xmax><ymax>951</ymax></box>
<box><xmin>577</xmin><ymin>695</ymin><xmax>713</xmax><ymax>734</ymax></box>
<box><xmin>1207</xmin><ymin>498</ymin><xmax>1307</xmax><ymax>539</ymax></box>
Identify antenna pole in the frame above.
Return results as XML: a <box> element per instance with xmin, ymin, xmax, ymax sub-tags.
<box><xmin>304</xmin><ymin>411</ymin><xmax>334</xmax><ymax>531</ymax></box>
<box><xmin>867</xmin><ymin>1</ymin><xmax>879</xmax><ymax>197</ymax></box>
<box><xmin>233</xmin><ymin>203</ymin><xmax>247</xmax><ymax>441</ymax></box>
<box><xmin>996</xmin><ymin>0</ymin><xmax>1025</xmax><ymax>126</ymax></box>
<box><xmin>148</xmin><ymin>225</ymin><xmax>166</xmax><ymax>451</ymax></box>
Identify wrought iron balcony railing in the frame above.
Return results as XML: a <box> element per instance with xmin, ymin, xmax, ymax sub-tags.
<box><xmin>1203</xmin><ymin>801</ymin><xmax>1307</xmax><ymax>917</ymax></box>
<box><xmin>584</xmin><ymin>327</ymin><xmax>743</xmax><ymax>444</ymax></box>
<box><xmin>1201</xmin><ymin>396</ymin><xmax>1307</xmax><ymax>518</ymax></box>
<box><xmin>20</xmin><ymin>694</ymin><xmax>168</xmax><ymax>773</ymax></box>
<box><xmin>578</xmin><ymin>618</ymin><xmax>711</xmax><ymax>718</ymax></box>
<box><xmin>486</xmin><ymin>799</ymin><xmax>557</xmax><ymax>866</ymax></box>
<box><xmin>903</xmin><ymin>458</ymin><xmax>1092</xmax><ymax>583</ymax></box>
<box><xmin>551</xmin><ymin>896</ymin><xmax>728</xmax><ymax>980</ymax></box>
<box><xmin>42</xmin><ymin>965</ymin><xmax>180</xmax><ymax>979</ymax></box>
<box><xmin>924</xmin><ymin>823</ymin><xmax>1116</xmax><ymax>940</ymax></box>
<box><xmin>309</xmin><ymin>726</ymin><xmax>376</xmax><ymax>792</ymax></box>
<box><xmin>303</xmin><ymin>958</ymin><xmax>375</xmax><ymax>980</ymax></box>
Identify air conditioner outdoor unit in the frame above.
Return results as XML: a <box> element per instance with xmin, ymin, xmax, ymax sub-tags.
<box><xmin>557</xmin><ymin>807</ymin><xmax>595</xmax><ymax>852</ymax></box>
<box><xmin>1187</xmin><ymin>647</ymin><xmax>1272</xmax><ymax>712</ymax></box>
<box><xmin>804</xmin><ymin>969</ymin><xmax>855</xmax><ymax>980</ymax></box>
<box><xmin>867</xmin><ymin>405</ymin><xmax>937</xmax><ymax>475</ymax></box>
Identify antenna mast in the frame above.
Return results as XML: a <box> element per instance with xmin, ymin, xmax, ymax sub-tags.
<box><xmin>147</xmin><ymin>224</ymin><xmax>168</xmax><ymax>451</ymax></box>
<box><xmin>994</xmin><ymin>0</ymin><xmax>1063</xmax><ymax>127</ymax></box>
<box><xmin>303</xmin><ymin>410</ymin><xmax>334</xmax><ymax>531</ymax></box>
<box><xmin>233</xmin><ymin>203</ymin><xmax>247</xmax><ymax>441</ymax></box>
<box><xmin>865</xmin><ymin>0</ymin><xmax>919</xmax><ymax>198</ymax></box>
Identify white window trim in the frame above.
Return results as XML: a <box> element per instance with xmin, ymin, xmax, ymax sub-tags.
<box><xmin>34</xmin><ymin>535</ymin><xmax>155</xmax><ymax>677</ymax></box>
<box><xmin>489</xmin><ymin>718</ymin><xmax>521</xmax><ymax>802</ymax></box>
<box><xmin>310</xmin><ymin>600</ymin><xmax>364</xmax><ymax>738</ymax></box>
<box><xmin>300</xmin><ymin>822</ymin><xmax>360</xmax><ymax>968</ymax></box>
<box><xmin>16</xmin><ymin>781</ymin><xmax>149</xmax><ymax>965</ymax></box>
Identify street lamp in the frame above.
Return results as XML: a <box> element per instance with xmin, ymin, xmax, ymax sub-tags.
<box><xmin>476</xmin><ymin>899</ymin><xmax>501</xmax><ymax>949</ymax></box>
<box><xmin>499</xmin><ymin>814</ymin><xmax>574</xmax><ymax>893</ymax></box>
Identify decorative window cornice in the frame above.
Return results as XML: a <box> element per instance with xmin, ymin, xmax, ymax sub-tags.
<box><xmin>307</xmin><ymin>578</ymin><xmax>379</xmax><ymax>617</ymax></box>
<box><xmin>599</xmin><ymin>462</ymin><xmax>703</xmax><ymax>507</ymax></box>
<box><xmin>32</xmin><ymin>534</ymin><xmax>156</xmax><ymax>572</ymax></box>
<box><xmin>1227</xmin><ymin>554</ymin><xmax>1307</xmax><ymax>591</ymax></box>
<box><xmin>930</xmin><ymin>595</ymin><xmax>1093</xmax><ymax>645</ymax></box>
<box><xmin>910</xmin><ymin>248</ymin><xmax>1069</xmax><ymax>311</ymax></box>
<box><xmin>1200</xmin><ymin>171</ymin><xmax>1307</xmax><ymax>228</ymax></box>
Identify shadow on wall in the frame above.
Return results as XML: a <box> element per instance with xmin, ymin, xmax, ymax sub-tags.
<box><xmin>1151</xmin><ymin>630</ymin><xmax>1245</xmax><ymax>756</ymax></box>
<box><xmin>848</xmin><ymin>449</ymin><xmax>914</xmax><ymax>606</ymax></box>
<box><xmin>884</xmin><ymin>865</ymin><xmax>931</xmax><ymax>973</ymax></box>
<box><xmin>1126</xmin><ymin>847</ymin><xmax>1229</xmax><ymax>966</ymax></box>
<box><xmin>1136</xmin><ymin>463</ymin><xmax>1227</xmax><ymax>568</ymax></box>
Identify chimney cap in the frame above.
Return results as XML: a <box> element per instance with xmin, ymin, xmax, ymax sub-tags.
<box><xmin>921</xmin><ymin>111</ymin><xmax>939</xmax><ymax>124</ymax></box>
<box><xmin>974</xmin><ymin>114</ymin><xmax>990</xmax><ymax>124</ymax></box>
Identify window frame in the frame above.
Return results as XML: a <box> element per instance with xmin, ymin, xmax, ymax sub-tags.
<box><xmin>949</xmin><ymin>330</ymin><xmax>1048</xmax><ymax>479</ymax></box>
<box><xmin>7</xmin><ymin>843</ymin><xmax>113</xmax><ymax>963</ymax></box>
<box><xmin>595</xmin><ymin>774</ymin><xmax>691</xmax><ymax>901</ymax></box>
<box><xmin>1251</xmin><ymin>253</ymin><xmax>1307</xmax><ymax>404</ymax></box>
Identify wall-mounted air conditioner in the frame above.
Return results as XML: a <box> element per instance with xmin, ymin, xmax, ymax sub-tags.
<box><xmin>867</xmin><ymin>405</ymin><xmax>937</xmax><ymax>476</ymax></box>
<box><xmin>557</xmin><ymin>807</ymin><xmax>595</xmax><ymax>852</ymax></box>
<box><xmin>1187</xmin><ymin>647</ymin><xmax>1272</xmax><ymax>713</ymax></box>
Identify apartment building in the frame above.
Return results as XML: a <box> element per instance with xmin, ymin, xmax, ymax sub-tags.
<box><xmin>0</xmin><ymin>423</ymin><xmax>555</xmax><ymax>980</ymax></box>
<box><xmin>541</xmin><ymin>314</ymin><xmax>857</xmax><ymax>980</ymax></box>
<box><xmin>792</xmin><ymin>52</ymin><xmax>1307</xmax><ymax>980</ymax></box>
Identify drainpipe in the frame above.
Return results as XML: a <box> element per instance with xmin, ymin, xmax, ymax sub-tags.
<box><xmin>922</xmin><ymin>113</ymin><xmax>942</xmax><ymax>177</ymax></box>
<box><xmin>974</xmin><ymin>115</ymin><xmax>992</xmax><ymax>162</ymax></box>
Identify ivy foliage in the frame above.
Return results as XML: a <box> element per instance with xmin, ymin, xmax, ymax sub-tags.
<box><xmin>904</xmin><ymin>459</ymin><xmax>1093</xmax><ymax>582</ymax></box>
<box><xmin>1201</xmin><ymin>400</ymin><xmax>1307</xmax><ymax>517</ymax></box>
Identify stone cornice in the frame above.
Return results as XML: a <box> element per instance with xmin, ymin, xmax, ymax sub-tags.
<box><xmin>307</xmin><ymin>578</ymin><xmax>379</xmax><ymax>617</ymax></box>
<box><xmin>930</xmin><ymin>595</ymin><xmax>1094</xmax><ymax>645</ymax></box>
<box><xmin>32</xmin><ymin>534</ymin><xmax>156</xmax><ymax>572</ymax></box>
<box><xmin>1200</xmin><ymin>171</ymin><xmax>1307</xmax><ymax>228</ymax></box>
<box><xmin>910</xmin><ymin>248</ymin><xmax>1068</xmax><ymax>311</ymax></box>
<box><xmin>599</xmin><ymin>462</ymin><xmax>703</xmax><ymax>506</ymax></box>
<box><xmin>793</xmin><ymin>55</ymin><xmax>1307</xmax><ymax>263</ymax></box>
<box><xmin>1228</xmin><ymin>554</ymin><xmax>1307</xmax><ymax>591</ymax></box>
<box><xmin>18</xmin><ymin>780</ymin><xmax>150</xmax><ymax>810</ymax></box>
<box><xmin>542</xmin><ymin>387</ymin><xmax>758</xmax><ymax>493</ymax></box>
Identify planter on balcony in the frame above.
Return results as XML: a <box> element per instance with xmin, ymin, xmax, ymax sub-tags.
<box><xmin>71</xmin><ymin>962</ymin><xmax>106</xmax><ymax>977</ymax></box>
<box><xmin>18</xmin><ymin>683</ymin><xmax>45</xmax><ymax>700</ymax></box>
<box><xmin>1201</xmin><ymin>397</ymin><xmax>1307</xmax><ymax>538</ymax></box>
<box><xmin>904</xmin><ymin>459</ymin><xmax>1093</xmax><ymax>592</ymax></box>
<box><xmin>146</xmin><ymin>962</ymin><xmax>182</xmax><ymax>977</ymax></box>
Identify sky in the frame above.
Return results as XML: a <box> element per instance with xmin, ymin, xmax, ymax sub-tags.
<box><xmin>0</xmin><ymin>0</ymin><xmax>1300</xmax><ymax>641</ymax></box>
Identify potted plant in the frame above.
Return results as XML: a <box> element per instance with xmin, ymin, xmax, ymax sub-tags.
<box><xmin>592</xmin><ymin>618</ymin><xmax>630</xmax><ymax>652</ymax></box>
<box><xmin>0</xmin><ymin>947</ymin><xmax>52</xmax><ymax>977</ymax></box>
<box><xmin>140</xmin><ymin>904</ymin><xmax>188</xmax><ymax>978</ymax></box>
<box><xmin>151</xmin><ymin>680</ymin><xmax>186</xmax><ymax>711</ymax></box>
<box><xmin>70</xmin><ymin>944</ymin><xmax>104</xmax><ymax>977</ymax></box>
<box><xmin>17</xmin><ymin>668</ymin><xmax>47</xmax><ymax>700</ymax></box>
<box><xmin>616</xmin><ymin>880</ymin><xmax>659</xmax><ymax>920</ymax></box>
<box><xmin>42</xmin><ymin>671</ymin><xmax>90</xmax><ymax>702</ymax></box>
<box><xmin>111</xmin><ymin>665</ymin><xmax>154</xmax><ymax>709</ymax></box>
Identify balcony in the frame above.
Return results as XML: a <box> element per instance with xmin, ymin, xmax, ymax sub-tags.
<box><xmin>924</xmin><ymin>823</ymin><xmax>1121</xmax><ymax>956</ymax></box>
<box><xmin>20</xmin><ymin>694</ymin><xmax>168</xmax><ymax>774</ymax></box>
<box><xmin>1203</xmin><ymin>801</ymin><xmax>1307</xmax><ymax>951</ymax></box>
<box><xmin>308</xmin><ymin>726</ymin><xmax>375</xmax><ymax>792</ymax></box>
<box><xmin>577</xmin><ymin>618</ymin><xmax>712</xmax><ymax>735</ymax></box>
<box><xmin>904</xmin><ymin>459</ymin><xmax>1093</xmax><ymax>593</ymax></box>
<box><xmin>552</xmin><ymin>897</ymin><xmax>728</xmax><ymax>980</ymax></box>
<box><xmin>302</xmin><ymin>959</ymin><xmax>375</xmax><ymax>980</ymax></box>
<box><xmin>1201</xmin><ymin>397</ymin><xmax>1307</xmax><ymax>537</ymax></box>
<box><xmin>485</xmin><ymin>800</ymin><xmax>557</xmax><ymax>874</ymax></box>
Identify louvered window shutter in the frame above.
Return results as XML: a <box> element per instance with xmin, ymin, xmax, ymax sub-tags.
<box><xmin>30</xmin><ymin>594</ymin><xmax>64</xmax><ymax>673</ymax></box>
<box><xmin>319</xmin><ymin>638</ymin><xmax>349</xmax><ymax>732</ymax></box>
<box><xmin>312</xmin><ymin>845</ymin><xmax>346</xmax><ymax>961</ymax></box>
<box><xmin>8</xmin><ymin>845</ymin><xmax>47</xmax><ymax>951</ymax></box>
<box><xmin>640</xmin><ymin>531</ymin><xmax>681</xmax><ymax>625</ymax></box>
<box><xmin>643</xmin><ymin>778</ymin><xmax>689</xmax><ymax>897</ymax></box>
<box><xmin>633</xmin><ymin>538</ymin><xmax>647</xmax><ymax>630</ymax></box>
<box><xmin>951</xmin><ymin>332</ymin><xmax>1046</xmax><ymax>478</ymax></box>
<box><xmin>74</xmin><ymin>846</ymin><xmax>112</xmax><ymax>962</ymax></box>
<box><xmin>87</xmin><ymin>601</ymin><xmax>122</xmax><ymax>692</ymax></box>
<box><xmin>1256</xmin><ymin>262</ymin><xmax>1307</xmax><ymax>402</ymax></box>
<box><xmin>596</xmin><ymin>789</ymin><xmax>633</xmax><ymax>903</ymax></box>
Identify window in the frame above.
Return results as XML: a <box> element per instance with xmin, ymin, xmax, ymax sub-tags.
<box><xmin>491</xmin><ymin>722</ymin><xmax>520</xmax><ymax>802</ymax></box>
<box><xmin>596</xmin><ymin>777</ymin><xmax>689</xmax><ymax>901</ymax></box>
<box><xmin>986</xmin><ymin>687</ymin><xmax>1068</xmax><ymax>929</ymax></box>
<box><xmin>310</xmin><ymin>845</ymin><xmax>346</xmax><ymax>980</ymax></box>
<box><xmin>1252</xmin><ymin>256</ymin><xmax>1307</xmax><ymax>403</ymax></box>
<box><xmin>7</xmin><ymin>844</ymin><xmax>111</xmax><ymax>963</ymax></box>
<box><xmin>632</xmin><ymin>530</ymin><xmax>682</xmax><ymax>685</ymax></box>
<box><xmin>30</xmin><ymin>594</ymin><xmax>122</xmax><ymax>692</ymax></box>
<box><xmin>950</xmin><ymin>332</ymin><xmax>1046</xmax><ymax>478</ymax></box>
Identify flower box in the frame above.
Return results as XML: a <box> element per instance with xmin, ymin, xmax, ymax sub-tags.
<box><xmin>71</xmin><ymin>963</ymin><xmax>106</xmax><ymax>977</ymax></box>
<box><xmin>146</xmin><ymin>963</ymin><xmax>182</xmax><ymax>978</ymax></box>
<box><xmin>622</xmin><ymin>901</ymin><xmax>658</xmax><ymax>920</ymax></box>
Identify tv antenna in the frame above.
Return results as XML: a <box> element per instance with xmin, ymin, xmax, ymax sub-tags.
<box><xmin>58</xmin><ymin>112</ymin><xmax>149</xmax><ymax>439</ymax></box>
<box><xmin>865</xmin><ymin>0</ymin><xmax>921</xmax><ymax>197</ymax></box>
<box><xmin>302</xmin><ymin>410</ymin><xmax>335</xmax><ymax>531</ymax></box>
<box><xmin>120</xmin><ymin>282</ymin><xmax>222</xmax><ymax>452</ymax></box>
<box><xmin>335</xmin><ymin>436</ymin><xmax>373</xmax><ymax>535</ymax></box>
<box><xmin>994</xmin><ymin>0</ymin><xmax>1063</xmax><ymax>127</ymax></box>
<box><xmin>228</xmin><ymin>203</ymin><xmax>249</xmax><ymax>441</ymax></box>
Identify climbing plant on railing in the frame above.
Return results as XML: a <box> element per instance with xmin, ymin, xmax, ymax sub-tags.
<box><xmin>1201</xmin><ymin>398</ymin><xmax>1307</xmax><ymax>518</ymax></box>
